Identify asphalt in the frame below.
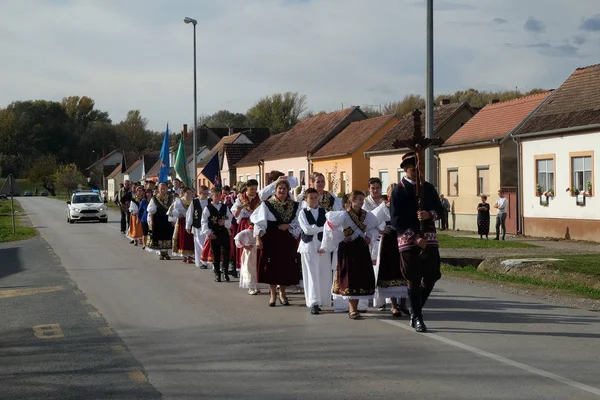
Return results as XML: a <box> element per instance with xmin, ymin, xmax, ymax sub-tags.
<box><xmin>5</xmin><ymin>196</ymin><xmax>600</xmax><ymax>400</ymax></box>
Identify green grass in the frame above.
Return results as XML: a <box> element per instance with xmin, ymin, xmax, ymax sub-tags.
<box><xmin>0</xmin><ymin>199</ymin><xmax>36</xmax><ymax>242</ymax></box>
<box><xmin>438</xmin><ymin>234</ymin><xmax>537</xmax><ymax>249</ymax></box>
<box><xmin>442</xmin><ymin>259</ymin><xmax>600</xmax><ymax>300</ymax></box>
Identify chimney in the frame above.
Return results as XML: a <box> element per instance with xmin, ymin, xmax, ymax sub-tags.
<box><xmin>491</xmin><ymin>99</ymin><xmax>500</xmax><ymax>104</ymax></box>
<box><xmin>228</xmin><ymin>127</ymin><xmax>234</xmax><ymax>136</ymax></box>
<box><xmin>440</xmin><ymin>98</ymin><xmax>450</xmax><ymax>105</ymax></box>
<box><xmin>183</xmin><ymin>124</ymin><xmax>188</xmax><ymax>138</ymax></box>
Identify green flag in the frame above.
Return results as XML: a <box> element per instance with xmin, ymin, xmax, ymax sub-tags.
<box><xmin>174</xmin><ymin>135</ymin><xmax>192</xmax><ymax>188</ymax></box>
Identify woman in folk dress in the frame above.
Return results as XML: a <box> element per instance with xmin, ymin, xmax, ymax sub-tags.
<box><xmin>127</xmin><ymin>186</ymin><xmax>145</xmax><ymax>246</ymax></box>
<box><xmin>171</xmin><ymin>187</ymin><xmax>196</xmax><ymax>263</ymax></box>
<box><xmin>321</xmin><ymin>190</ymin><xmax>379</xmax><ymax>319</ymax></box>
<box><xmin>147</xmin><ymin>182</ymin><xmax>175</xmax><ymax>260</ymax></box>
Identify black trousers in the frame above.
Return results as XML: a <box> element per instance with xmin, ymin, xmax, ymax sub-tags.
<box><xmin>400</xmin><ymin>246</ymin><xmax>441</xmax><ymax>318</ymax></box>
<box><xmin>441</xmin><ymin>210</ymin><xmax>449</xmax><ymax>230</ymax></box>
<box><xmin>211</xmin><ymin>231</ymin><xmax>230</xmax><ymax>274</ymax></box>
<box><xmin>495</xmin><ymin>213</ymin><xmax>507</xmax><ymax>239</ymax></box>
<box><xmin>120</xmin><ymin>210</ymin><xmax>129</xmax><ymax>232</ymax></box>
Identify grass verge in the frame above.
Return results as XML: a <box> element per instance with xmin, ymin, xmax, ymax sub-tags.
<box><xmin>438</xmin><ymin>234</ymin><xmax>537</xmax><ymax>249</ymax></box>
<box><xmin>0</xmin><ymin>199</ymin><xmax>36</xmax><ymax>243</ymax></box>
<box><xmin>442</xmin><ymin>260</ymin><xmax>600</xmax><ymax>300</ymax></box>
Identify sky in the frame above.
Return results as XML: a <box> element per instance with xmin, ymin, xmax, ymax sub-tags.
<box><xmin>1</xmin><ymin>0</ymin><xmax>599</xmax><ymax>131</ymax></box>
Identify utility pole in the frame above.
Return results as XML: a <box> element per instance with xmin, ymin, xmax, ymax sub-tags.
<box><xmin>425</xmin><ymin>0</ymin><xmax>435</xmax><ymax>187</ymax></box>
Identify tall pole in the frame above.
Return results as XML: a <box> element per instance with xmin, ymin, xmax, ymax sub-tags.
<box><xmin>192</xmin><ymin>22</ymin><xmax>198</xmax><ymax>192</ymax></box>
<box><xmin>425</xmin><ymin>0</ymin><xmax>435</xmax><ymax>186</ymax></box>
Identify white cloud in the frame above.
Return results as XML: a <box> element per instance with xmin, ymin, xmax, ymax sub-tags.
<box><xmin>0</xmin><ymin>0</ymin><xmax>599</xmax><ymax>131</ymax></box>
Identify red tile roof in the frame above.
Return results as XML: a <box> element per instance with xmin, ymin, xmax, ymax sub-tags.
<box><xmin>197</xmin><ymin>133</ymin><xmax>245</xmax><ymax>168</ymax></box>
<box><xmin>516</xmin><ymin>64</ymin><xmax>600</xmax><ymax>136</ymax></box>
<box><xmin>223</xmin><ymin>143</ymin><xmax>256</xmax><ymax>167</ymax></box>
<box><xmin>261</xmin><ymin>107</ymin><xmax>365</xmax><ymax>160</ymax></box>
<box><xmin>312</xmin><ymin>114</ymin><xmax>397</xmax><ymax>158</ymax></box>
<box><xmin>444</xmin><ymin>93</ymin><xmax>550</xmax><ymax>146</ymax></box>
<box><xmin>236</xmin><ymin>134</ymin><xmax>285</xmax><ymax>167</ymax></box>
<box><xmin>367</xmin><ymin>103</ymin><xmax>472</xmax><ymax>153</ymax></box>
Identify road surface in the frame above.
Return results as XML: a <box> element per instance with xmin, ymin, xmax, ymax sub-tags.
<box><xmin>8</xmin><ymin>196</ymin><xmax>600</xmax><ymax>399</ymax></box>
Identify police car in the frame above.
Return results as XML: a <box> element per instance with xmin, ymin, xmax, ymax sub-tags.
<box><xmin>66</xmin><ymin>191</ymin><xmax>108</xmax><ymax>223</ymax></box>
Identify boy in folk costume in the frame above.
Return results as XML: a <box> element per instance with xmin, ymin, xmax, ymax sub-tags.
<box><xmin>234</xmin><ymin>221</ymin><xmax>260</xmax><ymax>295</ymax></box>
<box><xmin>201</xmin><ymin>187</ymin><xmax>233</xmax><ymax>282</ymax></box>
<box><xmin>127</xmin><ymin>186</ymin><xmax>145</xmax><ymax>246</ymax></box>
<box><xmin>321</xmin><ymin>190</ymin><xmax>379</xmax><ymax>319</ymax></box>
<box><xmin>171</xmin><ymin>187</ymin><xmax>195</xmax><ymax>263</ymax></box>
<box><xmin>186</xmin><ymin>185</ymin><xmax>209</xmax><ymax>268</ymax></box>
<box><xmin>298</xmin><ymin>188</ymin><xmax>334</xmax><ymax>315</ymax></box>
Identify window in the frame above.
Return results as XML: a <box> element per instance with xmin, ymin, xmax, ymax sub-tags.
<box><xmin>255</xmin><ymin>174</ymin><xmax>260</xmax><ymax>185</ymax></box>
<box><xmin>448</xmin><ymin>169</ymin><xmax>459</xmax><ymax>196</ymax></box>
<box><xmin>379</xmin><ymin>170</ymin><xmax>389</xmax><ymax>192</ymax></box>
<box><xmin>536</xmin><ymin>158</ymin><xmax>554</xmax><ymax>193</ymax></box>
<box><xmin>288</xmin><ymin>170</ymin><xmax>294</xmax><ymax>178</ymax></box>
<box><xmin>246</xmin><ymin>174</ymin><xmax>251</xmax><ymax>182</ymax></box>
<box><xmin>239</xmin><ymin>175</ymin><xmax>243</xmax><ymax>182</ymax></box>
<box><xmin>477</xmin><ymin>166</ymin><xmax>489</xmax><ymax>196</ymax></box>
<box><xmin>397</xmin><ymin>168</ymin><xmax>406</xmax><ymax>183</ymax></box>
<box><xmin>340</xmin><ymin>171</ymin><xmax>347</xmax><ymax>194</ymax></box>
<box><xmin>327</xmin><ymin>172</ymin><xmax>333</xmax><ymax>190</ymax></box>
<box><xmin>264</xmin><ymin>173</ymin><xmax>269</xmax><ymax>187</ymax></box>
<box><xmin>299</xmin><ymin>170</ymin><xmax>306</xmax><ymax>187</ymax></box>
<box><xmin>570</xmin><ymin>152</ymin><xmax>593</xmax><ymax>195</ymax></box>
<box><xmin>223</xmin><ymin>178</ymin><xmax>227</xmax><ymax>186</ymax></box>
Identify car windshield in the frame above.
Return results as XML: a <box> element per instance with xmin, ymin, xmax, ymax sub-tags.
<box><xmin>73</xmin><ymin>195</ymin><xmax>101</xmax><ymax>204</ymax></box>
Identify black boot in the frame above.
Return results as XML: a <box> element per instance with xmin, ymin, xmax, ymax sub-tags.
<box><xmin>414</xmin><ymin>316</ymin><xmax>427</xmax><ymax>333</ymax></box>
<box><xmin>222</xmin><ymin>267</ymin><xmax>230</xmax><ymax>282</ymax></box>
<box><xmin>407</xmin><ymin>286</ymin><xmax>423</xmax><ymax>330</ymax></box>
<box><xmin>214</xmin><ymin>271</ymin><xmax>222</xmax><ymax>282</ymax></box>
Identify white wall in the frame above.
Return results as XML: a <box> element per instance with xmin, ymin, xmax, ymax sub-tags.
<box><xmin>522</xmin><ymin>130</ymin><xmax>599</xmax><ymax>220</ymax></box>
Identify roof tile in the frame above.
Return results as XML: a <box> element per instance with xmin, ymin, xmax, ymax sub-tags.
<box><xmin>224</xmin><ymin>143</ymin><xmax>256</xmax><ymax>167</ymax></box>
<box><xmin>444</xmin><ymin>93</ymin><xmax>550</xmax><ymax>146</ymax></box>
<box><xmin>236</xmin><ymin>134</ymin><xmax>285</xmax><ymax>167</ymax></box>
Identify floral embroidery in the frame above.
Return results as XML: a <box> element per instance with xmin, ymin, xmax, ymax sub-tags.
<box><xmin>153</xmin><ymin>194</ymin><xmax>173</xmax><ymax>212</ymax></box>
<box><xmin>318</xmin><ymin>192</ymin><xmax>335</xmax><ymax>211</ymax></box>
<box><xmin>344</xmin><ymin>208</ymin><xmax>367</xmax><ymax>237</ymax></box>
<box><xmin>240</xmin><ymin>193</ymin><xmax>261</xmax><ymax>212</ymax></box>
<box><xmin>266</xmin><ymin>197</ymin><xmax>298</xmax><ymax>224</ymax></box>
<box><xmin>181</xmin><ymin>198</ymin><xmax>191</xmax><ymax>208</ymax></box>
<box><xmin>377</xmin><ymin>278</ymin><xmax>408</xmax><ymax>288</ymax></box>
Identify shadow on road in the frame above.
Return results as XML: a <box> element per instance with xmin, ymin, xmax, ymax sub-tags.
<box><xmin>0</xmin><ymin>247</ymin><xmax>23</xmax><ymax>279</ymax></box>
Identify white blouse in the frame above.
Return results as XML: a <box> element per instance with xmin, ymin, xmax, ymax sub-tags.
<box><xmin>320</xmin><ymin>210</ymin><xmax>380</xmax><ymax>253</ymax></box>
<box><xmin>297</xmin><ymin>206</ymin><xmax>326</xmax><ymax>253</ymax></box>
<box><xmin>250</xmin><ymin>201</ymin><xmax>301</xmax><ymax>239</ymax></box>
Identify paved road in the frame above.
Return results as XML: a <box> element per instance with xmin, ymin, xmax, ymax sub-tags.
<box><xmin>10</xmin><ymin>196</ymin><xmax>600</xmax><ymax>399</ymax></box>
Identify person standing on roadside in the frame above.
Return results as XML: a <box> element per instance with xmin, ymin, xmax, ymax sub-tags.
<box><xmin>439</xmin><ymin>194</ymin><xmax>450</xmax><ymax>231</ymax></box>
<box><xmin>494</xmin><ymin>190</ymin><xmax>508</xmax><ymax>241</ymax></box>
<box><xmin>119</xmin><ymin>180</ymin><xmax>132</xmax><ymax>234</ymax></box>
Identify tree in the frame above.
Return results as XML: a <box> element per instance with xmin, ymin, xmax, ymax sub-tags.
<box><xmin>28</xmin><ymin>155</ymin><xmax>58</xmax><ymax>194</ymax></box>
<box><xmin>116</xmin><ymin>110</ymin><xmax>150</xmax><ymax>155</ymax></box>
<box><xmin>198</xmin><ymin>110</ymin><xmax>249</xmax><ymax>128</ymax></box>
<box><xmin>361</xmin><ymin>106</ymin><xmax>384</xmax><ymax>118</ymax></box>
<box><xmin>383</xmin><ymin>95</ymin><xmax>426</xmax><ymax>117</ymax></box>
<box><xmin>246</xmin><ymin>92</ymin><xmax>307</xmax><ymax>133</ymax></box>
<box><xmin>54</xmin><ymin>164</ymin><xmax>85</xmax><ymax>195</ymax></box>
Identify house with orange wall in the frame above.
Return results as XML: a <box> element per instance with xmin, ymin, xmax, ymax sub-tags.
<box><xmin>309</xmin><ymin>114</ymin><xmax>400</xmax><ymax>194</ymax></box>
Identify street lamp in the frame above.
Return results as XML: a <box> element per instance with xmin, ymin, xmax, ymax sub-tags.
<box><xmin>184</xmin><ymin>16</ymin><xmax>198</xmax><ymax>192</ymax></box>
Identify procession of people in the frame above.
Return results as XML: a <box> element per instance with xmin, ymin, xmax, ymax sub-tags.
<box><xmin>114</xmin><ymin>153</ymin><xmax>444</xmax><ymax>332</ymax></box>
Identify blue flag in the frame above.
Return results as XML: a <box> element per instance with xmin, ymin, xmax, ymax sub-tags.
<box><xmin>200</xmin><ymin>152</ymin><xmax>220</xmax><ymax>188</ymax></box>
<box><xmin>158</xmin><ymin>123</ymin><xmax>170</xmax><ymax>183</ymax></box>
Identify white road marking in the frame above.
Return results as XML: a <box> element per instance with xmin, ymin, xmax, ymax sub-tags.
<box><xmin>382</xmin><ymin>320</ymin><xmax>600</xmax><ymax>397</ymax></box>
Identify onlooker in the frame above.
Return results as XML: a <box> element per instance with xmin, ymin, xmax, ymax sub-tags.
<box><xmin>440</xmin><ymin>194</ymin><xmax>450</xmax><ymax>231</ymax></box>
<box><xmin>494</xmin><ymin>190</ymin><xmax>508</xmax><ymax>241</ymax></box>
<box><xmin>477</xmin><ymin>195</ymin><xmax>490</xmax><ymax>239</ymax></box>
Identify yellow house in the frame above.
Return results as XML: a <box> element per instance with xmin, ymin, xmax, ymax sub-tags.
<box><xmin>438</xmin><ymin>93</ymin><xmax>551</xmax><ymax>233</ymax></box>
<box><xmin>235</xmin><ymin>107</ymin><xmax>368</xmax><ymax>189</ymax></box>
<box><xmin>365</xmin><ymin>102</ymin><xmax>476</xmax><ymax>191</ymax></box>
<box><xmin>310</xmin><ymin>114</ymin><xmax>400</xmax><ymax>194</ymax></box>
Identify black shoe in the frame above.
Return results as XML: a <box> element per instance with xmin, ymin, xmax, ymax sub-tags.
<box><xmin>310</xmin><ymin>305</ymin><xmax>320</xmax><ymax>315</ymax></box>
<box><xmin>200</xmin><ymin>264</ymin><xmax>207</xmax><ymax>269</ymax></box>
<box><xmin>409</xmin><ymin>315</ymin><xmax>417</xmax><ymax>328</ymax></box>
<box><xmin>414</xmin><ymin>317</ymin><xmax>427</xmax><ymax>333</ymax></box>
<box><xmin>269</xmin><ymin>301</ymin><xmax>276</xmax><ymax>307</ymax></box>
<box><xmin>214</xmin><ymin>273</ymin><xmax>221</xmax><ymax>282</ymax></box>
<box><xmin>317</xmin><ymin>306</ymin><xmax>323</xmax><ymax>312</ymax></box>
<box><xmin>378</xmin><ymin>304</ymin><xmax>387</xmax><ymax>311</ymax></box>
<box><xmin>223</xmin><ymin>274</ymin><xmax>230</xmax><ymax>282</ymax></box>
<box><xmin>493</xmin><ymin>237</ymin><xmax>499</xmax><ymax>240</ymax></box>
<box><xmin>279</xmin><ymin>296</ymin><xmax>290</xmax><ymax>306</ymax></box>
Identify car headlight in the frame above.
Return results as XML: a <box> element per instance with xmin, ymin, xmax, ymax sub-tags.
<box><xmin>99</xmin><ymin>205</ymin><xmax>106</xmax><ymax>211</ymax></box>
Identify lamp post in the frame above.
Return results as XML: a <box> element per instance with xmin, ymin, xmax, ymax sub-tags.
<box><xmin>425</xmin><ymin>0</ymin><xmax>435</xmax><ymax>187</ymax></box>
<box><xmin>184</xmin><ymin>16</ymin><xmax>198</xmax><ymax>191</ymax></box>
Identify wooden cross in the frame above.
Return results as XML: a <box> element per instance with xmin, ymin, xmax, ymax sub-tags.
<box><xmin>392</xmin><ymin>109</ymin><xmax>444</xmax><ymax>240</ymax></box>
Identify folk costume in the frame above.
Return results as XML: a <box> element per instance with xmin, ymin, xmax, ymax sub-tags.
<box><xmin>146</xmin><ymin>193</ymin><xmax>175</xmax><ymax>258</ymax></box>
<box><xmin>251</xmin><ymin>196</ymin><xmax>301</xmax><ymax>287</ymax></box>
<box><xmin>390</xmin><ymin>153</ymin><xmax>444</xmax><ymax>332</ymax></box>
<box><xmin>371</xmin><ymin>202</ymin><xmax>408</xmax><ymax>304</ymax></box>
<box><xmin>127</xmin><ymin>194</ymin><xmax>144</xmax><ymax>245</ymax></box>
<box><xmin>138</xmin><ymin>197</ymin><xmax>150</xmax><ymax>242</ymax></box>
<box><xmin>298</xmin><ymin>191</ymin><xmax>343</xmax><ymax>212</ymax></box>
<box><xmin>231</xmin><ymin>192</ymin><xmax>261</xmax><ymax>273</ymax></box>
<box><xmin>186</xmin><ymin>197</ymin><xmax>209</xmax><ymax>268</ymax></box>
<box><xmin>321</xmin><ymin>209</ymin><xmax>379</xmax><ymax>300</ymax></box>
<box><xmin>171</xmin><ymin>197</ymin><xmax>195</xmax><ymax>261</ymax></box>
<box><xmin>201</xmin><ymin>202</ymin><xmax>233</xmax><ymax>282</ymax></box>
<box><xmin>223</xmin><ymin>193</ymin><xmax>238</xmax><ymax>272</ymax></box>
<box><xmin>362</xmin><ymin>194</ymin><xmax>383</xmax><ymax>261</ymax></box>
<box><xmin>234</xmin><ymin>227</ymin><xmax>259</xmax><ymax>294</ymax></box>
<box><xmin>298</xmin><ymin>204</ymin><xmax>334</xmax><ymax>313</ymax></box>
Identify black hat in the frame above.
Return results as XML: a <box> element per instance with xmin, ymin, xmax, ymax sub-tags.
<box><xmin>400</xmin><ymin>152</ymin><xmax>416</xmax><ymax>168</ymax></box>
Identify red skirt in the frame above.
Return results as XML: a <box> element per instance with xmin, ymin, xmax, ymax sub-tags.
<box><xmin>200</xmin><ymin>240</ymin><xmax>213</xmax><ymax>263</ymax></box>
<box><xmin>173</xmin><ymin>217</ymin><xmax>194</xmax><ymax>256</ymax></box>
<box><xmin>258</xmin><ymin>227</ymin><xmax>300</xmax><ymax>286</ymax></box>
<box><xmin>229</xmin><ymin>220</ymin><xmax>238</xmax><ymax>264</ymax></box>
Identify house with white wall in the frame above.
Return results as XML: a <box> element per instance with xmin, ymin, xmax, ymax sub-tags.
<box><xmin>513</xmin><ymin>64</ymin><xmax>600</xmax><ymax>241</ymax></box>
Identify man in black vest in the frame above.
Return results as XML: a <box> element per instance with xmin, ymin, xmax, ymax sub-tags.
<box><xmin>298</xmin><ymin>188</ymin><xmax>334</xmax><ymax>315</ymax></box>
<box><xmin>186</xmin><ymin>185</ymin><xmax>209</xmax><ymax>269</ymax></box>
<box><xmin>201</xmin><ymin>187</ymin><xmax>233</xmax><ymax>282</ymax></box>
<box><xmin>390</xmin><ymin>152</ymin><xmax>444</xmax><ymax>333</ymax></box>
<box><xmin>119</xmin><ymin>180</ymin><xmax>132</xmax><ymax>234</ymax></box>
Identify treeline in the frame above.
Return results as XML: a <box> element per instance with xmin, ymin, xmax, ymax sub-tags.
<box><xmin>0</xmin><ymin>96</ymin><xmax>165</xmax><ymax>178</ymax></box>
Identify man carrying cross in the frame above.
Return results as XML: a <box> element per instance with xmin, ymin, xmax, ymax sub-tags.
<box><xmin>390</xmin><ymin>110</ymin><xmax>444</xmax><ymax>333</ymax></box>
